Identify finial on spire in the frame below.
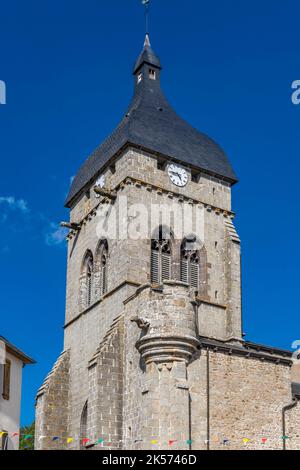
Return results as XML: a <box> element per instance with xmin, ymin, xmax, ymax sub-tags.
<box><xmin>142</xmin><ymin>0</ymin><xmax>150</xmax><ymax>34</ymax></box>
<box><xmin>144</xmin><ymin>33</ymin><xmax>151</xmax><ymax>47</ymax></box>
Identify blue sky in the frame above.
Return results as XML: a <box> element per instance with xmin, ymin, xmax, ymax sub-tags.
<box><xmin>0</xmin><ymin>0</ymin><xmax>299</xmax><ymax>426</ymax></box>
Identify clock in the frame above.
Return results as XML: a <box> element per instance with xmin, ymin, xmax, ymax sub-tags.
<box><xmin>95</xmin><ymin>174</ymin><xmax>105</xmax><ymax>189</ymax></box>
<box><xmin>95</xmin><ymin>174</ymin><xmax>106</xmax><ymax>198</ymax></box>
<box><xmin>167</xmin><ymin>163</ymin><xmax>188</xmax><ymax>187</ymax></box>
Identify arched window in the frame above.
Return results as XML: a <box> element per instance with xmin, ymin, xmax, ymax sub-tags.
<box><xmin>80</xmin><ymin>251</ymin><xmax>94</xmax><ymax>310</ymax></box>
<box><xmin>95</xmin><ymin>239</ymin><xmax>108</xmax><ymax>299</ymax></box>
<box><xmin>181</xmin><ymin>236</ymin><xmax>200</xmax><ymax>290</ymax></box>
<box><xmin>151</xmin><ymin>226</ymin><xmax>172</xmax><ymax>284</ymax></box>
<box><xmin>80</xmin><ymin>401</ymin><xmax>88</xmax><ymax>450</ymax></box>
<box><xmin>86</xmin><ymin>256</ymin><xmax>93</xmax><ymax>307</ymax></box>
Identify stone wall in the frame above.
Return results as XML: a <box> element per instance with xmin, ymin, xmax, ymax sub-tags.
<box><xmin>35</xmin><ymin>350</ymin><xmax>70</xmax><ymax>450</ymax></box>
<box><xmin>63</xmin><ymin>283</ymin><xmax>134</xmax><ymax>450</ymax></box>
<box><xmin>188</xmin><ymin>349</ymin><xmax>300</xmax><ymax>450</ymax></box>
<box><xmin>87</xmin><ymin>315</ymin><xmax>124</xmax><ymax>450</ymax></box>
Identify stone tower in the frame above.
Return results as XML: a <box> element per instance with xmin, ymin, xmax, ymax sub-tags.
<box><xmin>35</xmin><ymin>35</ymin><xmax>300</xmax><ymax>451</ymax></box>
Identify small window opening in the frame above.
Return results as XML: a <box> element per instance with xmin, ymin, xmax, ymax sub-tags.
<box><xmin>191</xmin><ymin>172</ymin><xmax>199</xmax><ymax>183</ymax></box>
<box><xmin>157</xmin><ymin>159</ymin><xmax>166</xmax><ymax>171</ymax></box>
<box><xmin>215</xmin><ymin>291</ymin><xmax>218</xmax><ymax>300</ymax></box>
<box><xmin>109</xmin><ymin>163</ymin><xmax>116</xmax><ymax>174</ymax></box>
<box><xmin>149</xmin><ymin>68</ymin><xmax>156</xmax><ymax>80</ymax></box>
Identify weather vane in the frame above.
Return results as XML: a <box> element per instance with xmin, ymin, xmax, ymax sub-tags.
<box><xmin>142</xmin><ymin>0</ymin><xmax>150</xmax><ymax>34</ymax></box>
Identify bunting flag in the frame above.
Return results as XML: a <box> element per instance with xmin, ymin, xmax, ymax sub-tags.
<box><xmin>168</xmin><ymin>440</ymin><xmax>177</xmax><ymax>446</ymax></box>
<box><xmin>1</xmin><ymin>430</ymin><xmax>299</xmax><ymax>446</ymax></box>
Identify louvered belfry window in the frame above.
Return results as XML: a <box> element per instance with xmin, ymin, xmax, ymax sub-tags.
<box><xmin>190</xmin><ymin>253</ymin><xmax>200</xmax><ymax>289</ymax></box>
<box><xmin>180</xmin><ymin>241</ymin><xmax>200</xmax><ymax>290</ymax></box>
<box><xmin>151</xmin><ymin>233</ymin><xmax>172</xmax><ymax>284</ymax></box>
<box><xmin>180</xmin><ymin>255</ymin><xmax>189</xmax><ymax>284</ymax></box>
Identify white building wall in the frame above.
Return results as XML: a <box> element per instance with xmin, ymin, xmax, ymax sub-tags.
<box><xmin>0</xmin><ymin>351</ymin><xmax>23</xmax><ymax>450</ymax></box>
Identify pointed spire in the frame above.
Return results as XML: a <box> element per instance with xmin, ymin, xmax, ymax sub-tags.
<box><xmin>133</xmin><ymin>35</ymin><xmax>162</xmax><ymax>75</ymax></box>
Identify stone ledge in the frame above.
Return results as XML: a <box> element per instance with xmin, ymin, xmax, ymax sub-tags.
<box><xmin>136</xmin><ymin>335</ymin><xmax>200</xmax><ymax>365</ymax></box>
<box><xmin>64</xmin><ymin>280</ymin><xmax>139</xmax><ymax>328</ymax></box>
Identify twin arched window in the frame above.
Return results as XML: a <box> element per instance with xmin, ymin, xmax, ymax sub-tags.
<box><xmin>80</xmin><ymin>240</ymin><xmax>108</xmax><ymax>310</ymax></box>
<box><xmin>151</xmin><ymin>229</ymin><xmax>203</xmax><ymax>291</ymax></box>
<box><xmin>94</xmin><ymin>240</ymin><xmax>108</xmax><ymax>299</ymax></box>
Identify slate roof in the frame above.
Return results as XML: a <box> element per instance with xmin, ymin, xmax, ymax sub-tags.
<box><xmin>198</xmin><ymin>336</ymin><xmax>294</xmax><ymax>365</ymax></box>
<box><xmin>65</xmin><ymin>35</ymin><xmax>237</xmax><ymax>207</ymax></box>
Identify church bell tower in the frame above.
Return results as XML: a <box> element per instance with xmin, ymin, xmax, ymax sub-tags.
<box><xmin>35</xmin><ymin>33</ymin><xmax>242</xmax><ymax>450</ymax></box>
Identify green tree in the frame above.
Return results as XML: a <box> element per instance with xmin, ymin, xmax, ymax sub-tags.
<box><xmin>19</xmin><ymin>422</ymin><xmax>35</xmax><ymax>450</ymax></box>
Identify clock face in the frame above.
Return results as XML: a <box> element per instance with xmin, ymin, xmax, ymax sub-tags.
<box><xmin>168</xmin><ymin>164</ymin><xmax>188</xmax><ymax>187</ymax></box>
<box><xmin>95</xmin><ymin>175</ymin><xmax>105</xmax><ymax>197</ymax></box>
<box><xmin>96</xmin><ymin>174</ymin><xmax>105</xmax><ymax>189</ymax></box>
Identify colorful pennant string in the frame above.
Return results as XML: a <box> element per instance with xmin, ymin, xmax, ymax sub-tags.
<box><xmin>0</xmin><ymin>430</ymin><xmax>297</xmax><ymax>447</ymax></box>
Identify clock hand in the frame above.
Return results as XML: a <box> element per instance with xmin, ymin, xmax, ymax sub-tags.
<box><xmin>170</xmin><ymin>171</ymin><xmax>181</xmax><ymax>179</ymax></box>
